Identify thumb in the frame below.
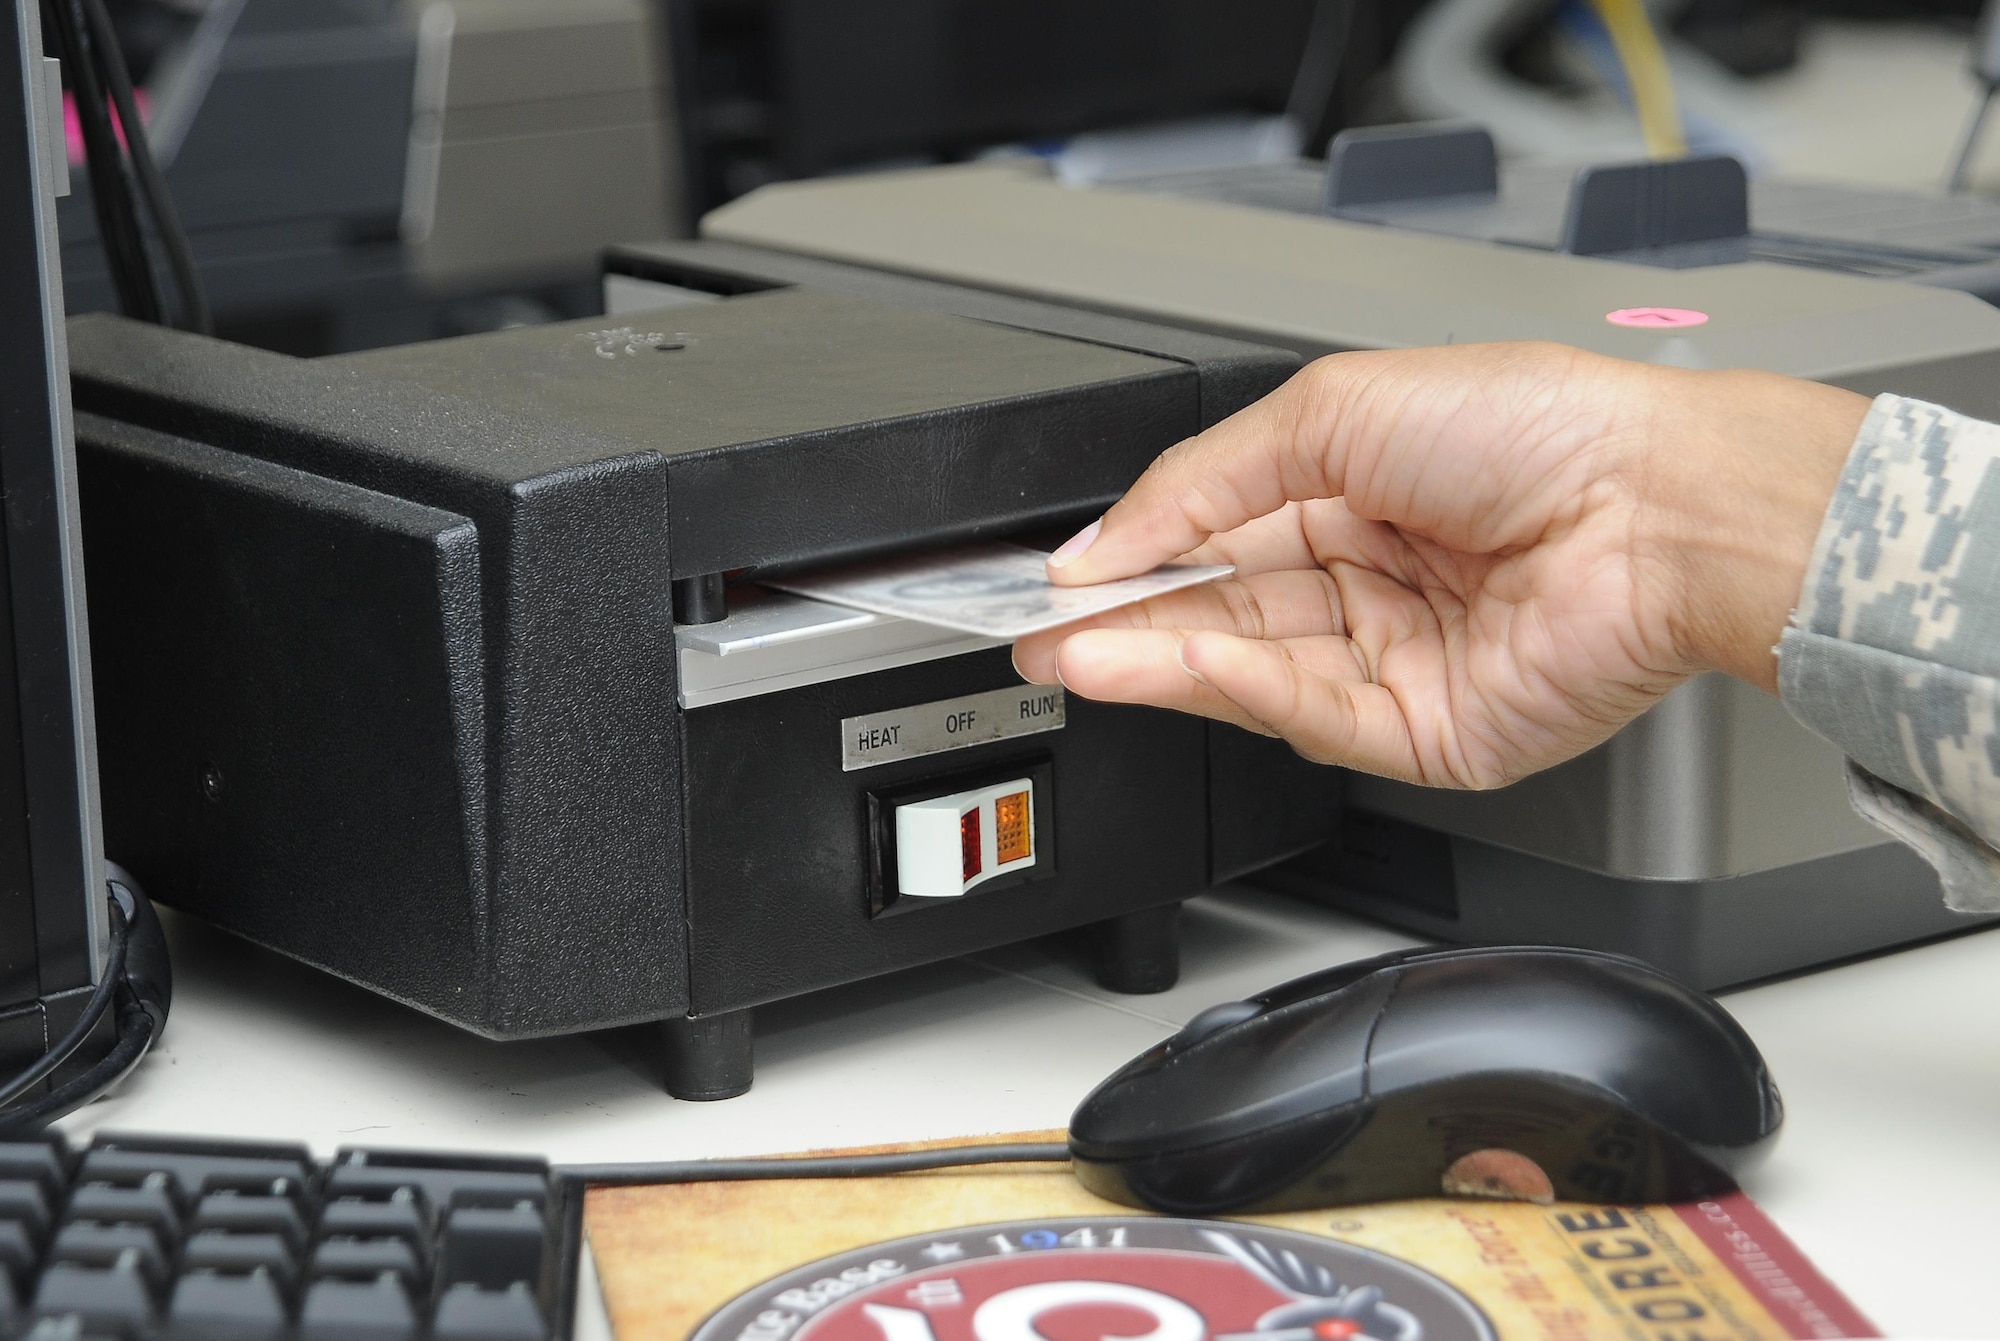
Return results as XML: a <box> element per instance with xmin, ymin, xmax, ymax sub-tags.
<box><xmin>1048</xmin><ymin>353</ymin><xmax>1362</xmax><ymax>585</ymax></box>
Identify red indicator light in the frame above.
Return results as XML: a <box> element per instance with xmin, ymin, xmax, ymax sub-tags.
<box><xmin>960</xmin><ymin>808</ymin><xmax>982</xmax><ymax>882</ymax></box>
<box><xmin>1313</xmin><ymin>1323</ymin><xmax>1362</xmax><ymax>1341</ymax></box>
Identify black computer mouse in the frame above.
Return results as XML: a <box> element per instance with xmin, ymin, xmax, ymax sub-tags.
<box><xmin>1068</xmin><ymin>944</ymin><xmax>1782</xmax><ymax>1214</ymax></box>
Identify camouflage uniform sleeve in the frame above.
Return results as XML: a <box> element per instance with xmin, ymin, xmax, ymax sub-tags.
<box><xmin>1778</xmin><ymin>394</ymin><xmax>2000</xmax><ymax>913</ymax></box>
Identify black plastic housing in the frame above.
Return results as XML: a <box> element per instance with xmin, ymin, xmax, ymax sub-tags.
<box><xmin>66</xmin><ymin>256</ymin><xmax>1310</xmax><ymax>1040</ymax></box>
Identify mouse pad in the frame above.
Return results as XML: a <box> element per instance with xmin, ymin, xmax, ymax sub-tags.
<box><xmin>583</xmin><ymin>1136</ymin><xmax>1876</xmax><ymax>1341</ymax></box>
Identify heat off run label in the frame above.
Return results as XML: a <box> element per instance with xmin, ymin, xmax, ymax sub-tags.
<box><xmin>842</xmin><ymin>687</ymin><xmax>1065</xmax><ymax>771</ymax></box>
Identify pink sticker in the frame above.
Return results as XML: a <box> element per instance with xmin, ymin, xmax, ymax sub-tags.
<box><xmin>1605</xmin><ymin>306</ymin><xmax>1710</xmax><ymax>328</ymax></box>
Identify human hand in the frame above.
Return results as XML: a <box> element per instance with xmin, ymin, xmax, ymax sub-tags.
<box><xmin>1012</xmin><ymin>343</ymin><xmax>1868</xmax><ymax>788</ymax></box>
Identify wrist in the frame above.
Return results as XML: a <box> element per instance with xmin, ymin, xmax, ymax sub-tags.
<box><xmin>1642</xmin><ymin>369</ymin><xmax>1868</xmax><ymax>692</ymax></box>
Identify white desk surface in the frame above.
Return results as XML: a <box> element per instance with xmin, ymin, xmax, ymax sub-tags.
<box><xmin>53</xmin><ymin>885</ymin><xmax>2000</xmax><ymax>1339</ymax></box>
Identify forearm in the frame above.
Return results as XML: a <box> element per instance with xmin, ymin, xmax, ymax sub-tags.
<box><xmin>1779</xmin><ymin>395</ymin><xmax>2000</xmax><ymax>910</ymax></box>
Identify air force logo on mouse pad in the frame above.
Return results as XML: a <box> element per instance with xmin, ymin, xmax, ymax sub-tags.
<box><xmin>690</xmin><ymin>1219</ymin><xmax>1495</xmax><ymax>1341</ymax></box>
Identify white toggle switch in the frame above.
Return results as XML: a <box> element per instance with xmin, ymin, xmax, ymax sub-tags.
<box><xmin>896</xmin><ymin>778</ymin><xmax>1036</xmax><ymax>899</ymax></box>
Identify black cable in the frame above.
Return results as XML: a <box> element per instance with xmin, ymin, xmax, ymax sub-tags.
<box><xmin>561</xmin><ymin>1142</ymin><xmax>1072</xmax><ymax>1188</ymax></box>
<box><xmin>1285</xmin><ymin>0</ymin><xmax>1358</xmax><ymax>157</ymax></box>
<box><xmin>41</xmin><ymin>0</ymin><xmax>162</xmax><ymax>323</ymax></box>
<box><xmin>0</xmin><ymin>1003</ymin><xmax>155</xmax><ymax>1135</ymax></box>
<box><xmin>1949</xmin><ymin>84</ymin><xmax>1998</xmax><ymax>193</ymax></box>
<box><xmin>0</xmin><ymin>900</ymin><xmax>130</xmax><ymax>1113</ymax></box>
<box><xmin>68</xmin><ymin>0</ymin><xmax>162</xmax><ymax>321</ymax></box>
<box><xmin>78</xmin><ymin>0</ymin><xmax>209</xmax><ymax>332</ymax></box>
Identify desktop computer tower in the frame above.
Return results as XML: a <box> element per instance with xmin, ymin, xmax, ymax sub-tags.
<box><xmin>0</xmin><ymin>0</ymin><xmax>120</xmax><ymax>1097</ymax></box>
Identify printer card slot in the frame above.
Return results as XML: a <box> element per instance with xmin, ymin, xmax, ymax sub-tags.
<box><xmin>675</xmin><ymin>520</ymin><xmax>1118</xmax><ymax>709</ymax></box>
<box><xmin>676</xmin><ymin>586</ymin><xmax>1001</xmax><ymax>708</ymax></box>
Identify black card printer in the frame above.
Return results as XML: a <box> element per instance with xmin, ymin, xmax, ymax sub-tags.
<box><xmin>63</xmin><ymin>267</ymin><xmax>1330</xmax><ymax>1097</ymax></box>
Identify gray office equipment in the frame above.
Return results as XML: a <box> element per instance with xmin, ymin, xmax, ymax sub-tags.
<box><xmin>672</xmin><ymin>154</ymin><xmax>2000</xmax><ymax>987</ymax></box>
<box><xmin>57</xmin><ymin>0</ymin><xmax>421</xmax><ymax>346</ymax></box>
<box><xmin>1323</xmin><ymin>121</ymin><xmax>1495</xmax><ymax>210</ymax></box>
<box><xmin>58</xmin><ymin>0</ymin><xmax>683</xmax><ymax>351</ymax></box>
<box><xmin>1556</xmin><ymin>155</ymin><xmax>1750</xmax><ymax>256</ymax></box>
<box><xmin>1121</xmin><ymin>136</ymin><xmax>2000</xmax><ymax>299</ymax></box>
<box><xmin>1949</xmin><ymin>0</ymin><xmax>2000</xmax><ymax>191</ymax></box>
<box><xmin>402</xmin><ymin>0</ymin><xmax>683</xmax><ymax>291</ymax></box>
<box><xmin>0</xmin><ymin>0</ymin><xmax>114</xmax><ymax>1084</ymax></box>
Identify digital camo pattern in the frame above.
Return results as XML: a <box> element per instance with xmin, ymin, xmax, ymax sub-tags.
<box><xmin>1779</xmin><ymin>394</ymin><xmax>2000</xmax><ymax>911</ymax></box>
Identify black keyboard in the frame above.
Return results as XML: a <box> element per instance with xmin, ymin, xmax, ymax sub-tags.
<box><xmin>0</xmin><ymin>1132</ymin><xmax>580</xmax><ymax>1340</ymax></box>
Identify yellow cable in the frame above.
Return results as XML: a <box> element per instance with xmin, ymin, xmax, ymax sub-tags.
<box><xmin>1589</xmin><ymin>0</ymin><xmax>1687</xmax><ymax>159</ymax></box>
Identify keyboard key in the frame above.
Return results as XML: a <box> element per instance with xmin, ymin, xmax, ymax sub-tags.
<box><xmin>0</xmin><ymin>1179</ymin><xmax>51</xmax><ymax>1241</ymax></box>
<box><xmin>433</xmin><ymin>1281</ymin><xmax>549</xmax><ymax>1340</ymax></box>
<box><xmin>182</xmin><ymin>1230</ymin><xmax>298</xmax><ymax>1294</ymax></box>
<box><xmin>212</xmin><ymin>1168</ymin><xmax>309</xmax><ymax>1204</ymax></box>
<box><xmin>191</xmin><ymin>1191</ymin><xmax>310</xmax><ymax>1251</ymax></box>
<box><xmin>167</xmin><ymin>1269</ymin><xmax>289</xmax><ymax>1340</ymax></box>
<box><xmin>32</xmin><ymin>1260</ymin><xmax>155</xmax><ymax>1332</ymax></box>
<box><xmin>299</xmin><ymin>1275</ymin><xmax>418</xmax><ymax>1340</ymax></box>
<box><xmin>0</xmin><ymin>1220</ymin><xmax>38</xmax><ymax>1288</ymax></box>
<box><xmin>0</xmin><ymin>1132</ymin><xmax>574</xmax><ymax>1341</ymax></box>
<box><xmin>65</xmin><ymin>1182</ymin><xmax>182</xmax><ymax>1242</ymax></box>
<box><xmin>0</xmin><ymin>1142</ymin><xmax>66</xmax><ymax>1200</ymax></box>
<box><xmin>49</xmin><ymin>1222</ymin><xmax>170</xmax><ymax>1291</ymax></box>
<box><xmin>441</xmin><ymin>1174</ymin><xmax>549</xmax><ymax>1214</ymax></box>
<box><xmin>73</xmin><ymin>1152</ymin><xmax>198</xmax><ymax>1206</ymax></box>
<box><xmin>319</xmin><ymin>1197</ymin><xmax>426</xmax><ymax>1249</ymax></box>
<box><xmin>329</xmin><ymin>1158</ymin><xmax>548</xmax><ymax>1216</ymax></box>
<box><xmin>439</xmin><ymin>1205</ymin><xmax>546</xmax><ymax>1290</ymax></box>
<box><xmin>323</xmin><ymin>1166</ymin><xmax>429</xmax><ymax>1205</ymax></box>
<box><xmin>85</xmin><ymin>1137</ymin><xmax>313</xmax><ymax>1208</ymax></box>
<box><xmin>311</xmin><ymin>1236</ymin><xmax>423</xmax><ymax>1289</ymax></box>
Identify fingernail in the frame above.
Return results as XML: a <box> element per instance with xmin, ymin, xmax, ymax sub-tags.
<box><xmin>1176</xmin><ymin>638</ymin><xmax>1210</xmax><ymax>686</ymax></box>
<box><xmin>1048</xmin><ymin>519</ymin><xmax>1101</xmax><ymax>569</ymax></box>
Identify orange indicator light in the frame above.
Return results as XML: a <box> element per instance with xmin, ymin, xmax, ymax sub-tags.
<box><xmin>960</xmin><ymin>808</ymin><xmax>982</xmax><ymax>882</ymax></box>
<box><xmin>994</xmin><ymin>791</ymin><xmax>1031</xmax><ymax>864</ymax></box>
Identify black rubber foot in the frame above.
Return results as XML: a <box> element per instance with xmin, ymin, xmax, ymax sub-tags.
<box><xmin>661</xmin><ymin>1010</ymin><xmax>754</xmax><ymax>1100</ymax></box>
<box><xmin>1093</xmin><ymin>903</ymin><xmax>1182</xmax><ymax>995</ymax></box>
